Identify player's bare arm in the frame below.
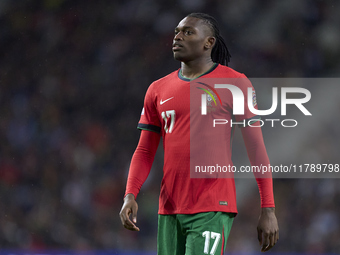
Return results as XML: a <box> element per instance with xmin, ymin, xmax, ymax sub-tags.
<box><xmin>257</xmin><ymin>207</ymin><xmax>279</xmax><ymax>252</ymax></box>
<box><xmin>119</xmin><ymin>193</ymin><xmax>140</xmax><ymax>231</ymax></box>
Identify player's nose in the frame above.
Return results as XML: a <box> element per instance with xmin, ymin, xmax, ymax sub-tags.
<box><xmin>174</xmin><ymin>31</ymin><xmax>183</xmax><ymax>41</ymax></box>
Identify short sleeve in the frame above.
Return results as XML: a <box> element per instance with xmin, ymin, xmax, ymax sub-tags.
<box><xmin>137</xmin><ymin>84</ymin><xmax>162</xmax><ymax>133</ymax></box>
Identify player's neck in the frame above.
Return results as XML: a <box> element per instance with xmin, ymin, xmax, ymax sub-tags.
<box><xmin>180</xmin><ymin>58</ymin><xmax>215</xmax><ymax>80</ymax></box>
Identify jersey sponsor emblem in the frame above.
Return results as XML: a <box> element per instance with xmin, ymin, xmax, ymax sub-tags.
<box><xmin>252</xmin><ymin>88</ymin><xmax>257</xmax><ymax>107</ymax></box>
<box><xmin>219</xmin><ymin>201</ymin><xmax>228</xmax><ymax>206</ymax></box>
<box><xmin>197</xmin><ymin>82</ymin><xmax>222</xmax><ymax>114</ymax></box>
<box><xmin>160</xmin><ymin>97</ymin><xmax>174</xmax><ymax>105</ymax></box>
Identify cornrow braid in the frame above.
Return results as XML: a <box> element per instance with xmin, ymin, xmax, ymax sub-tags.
<box><xmin>187</xmin><ymin>13</ymin><xmax>231</xmax><ymax>66</ymax></box>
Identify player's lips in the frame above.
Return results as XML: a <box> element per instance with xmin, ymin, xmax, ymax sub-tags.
<box><xmin>172</xmin><ymin>42</ymin><xmax>183</xmax><ymax>51</ymax></box>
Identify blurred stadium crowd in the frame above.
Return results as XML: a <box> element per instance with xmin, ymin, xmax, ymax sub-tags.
<box><xmin>0</xmin><ymin>0</ymin><xmax>339</xmax><ymax>253</ymax></box>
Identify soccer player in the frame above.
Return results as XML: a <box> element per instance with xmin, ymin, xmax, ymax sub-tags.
<box><xmin>119</xmin><ymin>13</ymin><xmax>279</xmax><ymax>254</ymax></box>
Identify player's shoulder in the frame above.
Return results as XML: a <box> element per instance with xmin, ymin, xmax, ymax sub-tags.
<box><xmin>214</xmin><ymin>64</ymin><xmax>247</xmax><ymax>78</ymax></box>
<box><xmin>153</xmin><ymin>69</ymin><xmax>179</xmax><ymax>84</ymax></box>
<box><xmin>147</xmin><ymin>69</ymin><xmax>179</xmax><ymax>91</ymax></box>
<box><xmin>211</xmin><ymin>64</ymin><xmax>253</xmax><ymax>90</ymax></box>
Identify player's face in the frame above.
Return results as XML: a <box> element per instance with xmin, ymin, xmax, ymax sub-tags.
<box><xmin>172</xmin><ymin>17</ymin><xmax>213</xmax><ymax>62</ymax></box>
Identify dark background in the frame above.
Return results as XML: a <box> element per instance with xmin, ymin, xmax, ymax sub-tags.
<box><xmin>0</xmin><ymin>0</ymin><xmax>339</xmax><ymax>253</ymax></box>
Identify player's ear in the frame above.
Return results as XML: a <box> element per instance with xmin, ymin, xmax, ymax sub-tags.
<box><xmin>204</xmin><ymin>36</ymin><xmax>216</xmax><ymax>50</ymax></box>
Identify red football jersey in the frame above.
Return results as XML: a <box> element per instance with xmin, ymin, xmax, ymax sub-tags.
<box><xmin>133</xmin><ymin>63</ymin><xmax>272</xmax><ymax>214</ymax></box>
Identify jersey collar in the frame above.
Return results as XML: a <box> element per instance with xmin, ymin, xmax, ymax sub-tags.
<box><xmin>178</xmin><ymin>63</ymin><xmax>218</xmax><ymax>81</ymax></box>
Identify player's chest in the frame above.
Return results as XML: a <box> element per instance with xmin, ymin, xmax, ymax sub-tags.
<box><xmin>155</xmin><ymin>84</ymin><xmax>190</xmax><ymax>117</ymax></box>
<box><xmin>154</xmin><ymin>83</ymin><xmax>232</xmax><ymax>120</ymax></box>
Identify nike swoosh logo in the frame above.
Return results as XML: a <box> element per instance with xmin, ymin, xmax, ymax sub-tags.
<box><xmin>160</xmin><ymin>97</ymin><xmax>174</xmax><ymax>105</ymax></box>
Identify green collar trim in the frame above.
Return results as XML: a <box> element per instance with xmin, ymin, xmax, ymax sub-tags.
<box><xmin>178</xmin><ymin>63</ymin><xmax>218</xmax><ymax>81</ymax></box>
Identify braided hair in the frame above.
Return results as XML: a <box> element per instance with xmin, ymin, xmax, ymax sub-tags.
<box><xmin>187</xmin><ymin>13</ymin><xmax>231</xmax><ymax>66</ymax></box>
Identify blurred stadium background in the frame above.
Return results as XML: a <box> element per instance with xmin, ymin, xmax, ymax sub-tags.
<box><xmin>0</xmin><ymin>0</ymin><xmax>340</xmax><ymax>254</ymax></box>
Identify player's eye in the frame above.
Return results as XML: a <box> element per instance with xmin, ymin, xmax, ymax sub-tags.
<box><xmin>184</xmin><ymin>30</ymin><xmax>193</xmax><ymax>35</ymax></box>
